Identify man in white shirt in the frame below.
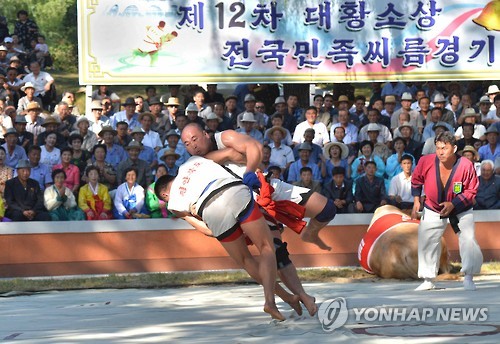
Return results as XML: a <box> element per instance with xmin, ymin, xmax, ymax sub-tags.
<box><xmin>268</xmin><ymin>126</ymin><xmax>295</xmax><ymax>173</ymax></box>
<box><xmin>292</xmin><ymin>106</ymin><xmax>330</xmax><ymax>147</ymax></box>
<box><xmin>138</xmin><ymin>112</ymin><xmax>162</xmax><ymax>152</ymax></box>
<box><xmin>22</xmin><ymin>61</ymin><xmax>55</xmax><ymax>109</ymax></box>
<box><xmin>388</xmin><ymin>154</ymin><xmax>414</xmax><ymax>211</ymax></box>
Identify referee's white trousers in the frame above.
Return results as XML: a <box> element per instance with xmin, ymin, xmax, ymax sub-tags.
<box><xmin>418</xmin><ymin>208</ymin><xmax>483</xmax><ymax>279</ymax></box>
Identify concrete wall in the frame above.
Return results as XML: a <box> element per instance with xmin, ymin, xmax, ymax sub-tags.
<box><xmin>1</xmin><ymin>211</ymin><xmax>499</xmax><ymax>278</ymax></box>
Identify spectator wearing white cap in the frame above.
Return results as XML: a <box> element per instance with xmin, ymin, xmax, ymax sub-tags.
<box><xmin>236</xmin><ymin>93</ymin><xmax>266</xmax><ymax>131</ymax></box>
<box><xmin>487</xmin><ymin>85</ymin><xmax>499</xmax><ymax>111</ymax></box>
<box><xmin>0</xmin><ymin>45</ymin><xmax>9</xmax><ymax>71</ymax></box>
<box><xmin>429</xmin><ymin>93</ymin><xmax>455</xmax><ymax>128</ymax></box>
<box><xmin>477</xmin><ymin>95</ymin><xmax>493</xmax><ymax>126</ymax></box>
<box><xmin>16</xmin><ymin>82</ymin><xmax>42</xmax><ymax>115</ymax></box>
<box><xmin>271</xmin><ymin>96</ymin><xmax>297</xmax><ymax>134</ymax></box>
<box><xmin>454</xmin><ymin>108</ymin><xmax>486</xmax><ymax>141</ymax></box>
<box><xmin>358</xmin><ymin>108</ymin><xmax>393</xmax><ymax>144</ymax></box>
<box><xmin>287</xmin><ymin>143</ymin><xmax>321</xmax><ymax>184</ymax></box>
<box><xmin>22</xmin><ymin>61</ymin><xmax>55</xmax><ymax>110</ymax></box>
<box><xmin>478</xmin><ymin>126</ymin><xmax>499</xmax><ymax>162</ymax></box>
<box><xmin>422</xmin><ymin>107</ymin><xmax>454</xmax><ymax>142</ymax></box>
<box><xmin>390</xmin><ymin>92</ymin><xmax>423</xmax><ymax>136</ymax></box>
<box><xmin>236</xmin><ymin>112</ymin><xmax>263</xmax><ymax>144</ymax></box>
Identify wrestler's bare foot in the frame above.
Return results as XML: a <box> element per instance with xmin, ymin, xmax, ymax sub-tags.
<box><xmin>285</xmin><ymin>294</ymin><xmax>303</xmax><ymax>316</ymax></box>
<box><xmin>264</xmin><ymin>303</ymin><xmax>286</xmax><ymax>321</ymax></box>
<box><xmin>299</xmin><ymin>293</ymin><xmax>318</xmax><ymax>316</ymax></box>
<box><xmin>301</xmin><ymin>228</ymin><xmax>332</xmax><ymax>251</ymax></box>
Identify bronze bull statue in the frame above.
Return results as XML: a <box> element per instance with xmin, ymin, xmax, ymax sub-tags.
<box><xmin>358</xmin><ymin>205</ymin><xmax>451</xmax><ymax>279</ymax></box>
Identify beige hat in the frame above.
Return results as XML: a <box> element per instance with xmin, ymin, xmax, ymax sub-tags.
<box><xmin>98</xmin><ymin>126</ymin><xmax>117</xmax><ymax>137</ymax></box>
<box><xmin>240</xmin><ymin>112</ymin><xmax>256</xmax><ymax>122</ymax></box>
<box><xmin>138</xmin><ymin>112</ymin><xmax>154</xmax><ymax>122</ymax></box>
<box><xmin>165</xmin><ymin>97</ymin><xmax>180</xmax><ymax>106</ymax></box>
<box><xmin>90</xmin><ymin>100</ymin><xmax>103</xmax><ymax>110</ymax></box>
<box><xmin>459</xmin><ymin>145</ymin><xmax>479</xmax><ymax>161</ymax></box>
<box><xmin>323</xmin><ymin>141</ymin><xmax>349</xmax><ymax>160</ymax></box>
<box><xmin>125</xmin><ymin>139</ymin><xmax>144</xmax><ymax>151</ymax></box>
<box><xmin>244</xmin><ymin>94</ymin><xmax>256</xmax><ymax>103</ymax></box>
<box><xmin>205</xmin><ymin>112</ymin><xmax>222</xmax><ymax>123</ymax></box>
<box><xmin>463</xmin><ymin>108</ymin><xmax>478</xmax><ymax>118</ymax></box>
<box><xmin>267</xmin><ymin>126</ymin><xmax>287</xmax><ymax>139</ymax></box>
<box><xmin>26</xmin><ymin>101</ymin><xmax>41</xmax><ymax>111</ymax></box>
<box><xmin>334</xmin><ymin>95</ymin><xmax>353</xmax><ymax>108</ymax></box>
<box><xmin>398</xmin><ymin>121</ymin><xmax>414</xmax><ymax>131</ymax></box>
<box><xmin>161</xmin><ymin>149</ymin><xmax>180</xmax><ymax>161</ymax></box>
<box><xmin>21</xmin><ymin>82</ymin><xmax>36</xmax><ymax>92</ymax></box>
<box><xmin>384</xmin><ymin>95</ymin><xmax>396</xmax><ymax>104</ymax></box>
<box><xmin>41</xmin><ymin>116</ymin><xmax>59</xmax><ymax>127</ymax></box>
<box><xmin>131</xmin><ymin>127</ymin><xmax>145</xmax><ymax>136</ymax></box>
<box><xmin>487</xmin><ymin>85</ymin><xmax>500</xmax><ymax>95</ymax></box>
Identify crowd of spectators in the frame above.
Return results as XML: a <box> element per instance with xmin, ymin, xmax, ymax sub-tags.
<box><xmin>0</xmin><ymin>11</ymin><xmax>498</xmax><ymax>222</ymax></box>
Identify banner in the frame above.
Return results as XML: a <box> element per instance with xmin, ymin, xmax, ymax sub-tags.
<box><xmin>78</xmin><ymin>0</ymin><xmax>500</xmax><ymax>85</ymax></box>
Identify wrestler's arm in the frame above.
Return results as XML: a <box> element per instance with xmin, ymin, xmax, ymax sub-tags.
<box><xmin>173</xmin><ymin>210</ymin><xmax>214</xmax><ymax>237</ymax></box>
<box><xmin>220</xmin><ymin>130</ymin><xmax>263</xmax><ymax>173</ymax></box>
<box><xmin>204</xmin><ymin>147</ymin><xmax>246</xmax><ymax>165</ymax></box>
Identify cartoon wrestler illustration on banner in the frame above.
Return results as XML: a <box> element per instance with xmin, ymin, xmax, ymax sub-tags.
<box><xmin>132</xmin><ymin>21</ymin><xmax>178</xmax><ymax>66</ymax></box>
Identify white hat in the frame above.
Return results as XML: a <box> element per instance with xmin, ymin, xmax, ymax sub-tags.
<box><xmin>205</xmin><ymin>112</ymin><xmax>222</xmax><ymax>123</ymax></box>
<box><xmin>4</xmin><ymin>37</ymin><xmax>13</xmax><ymax>43</ymax></box>
<box><xmin>433</xmin><ymin>93</ymin><xmax>446</xmax><ymax>103</ymax></box>
<box><xmin>20</xmin><ymin>82</ymin><xmax>35</xmax><ymax>92</ymax></box>
<box><xmin>240</xmin><ymin>112</ymin><xmax>256</xmax><ymax>122</ymax></box>
<box><xmin>274</xmin><ymin>96</ymin><xmax>286</xmax><ymax>105</ymax></box>
<box><xmin>487</xmin><ymin>85</ymin><xmax>500</xmax><ymax>95</ymax></box>
<box><xmin>479</xmin><ymin>95</ymin><xmax>491</xmax><ymax>104</ymax></box>
<box><xmin>323</xmin><ymin>142</ymin><xmax>349</xmax><ymax>160</ymax></box>
<box><xmin>244</xmin><ymin>94</ymin><xmax>256</xmax><ymax>102</ymax></box>
<box><xmin>366</xmin><ymin>123</ymin><xmax>381</xmax><ymax>132</ymax></box>
<box><xmin>0</xmin><ymin>45</ymin><xmax>7</xmax><ymax>51</ymax></box>
<box><xmin>401</xmin><ymin>92</ymin><xmax>413</xmax><ymax>101</ymax></box>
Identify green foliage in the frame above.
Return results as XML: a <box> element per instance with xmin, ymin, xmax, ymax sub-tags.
<box><xmin>0</xmin><ymin>0</ymin><xmax>77</xmax><ymax>71</ymax></box>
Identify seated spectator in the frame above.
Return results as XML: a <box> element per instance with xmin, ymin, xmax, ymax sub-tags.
<box><xmin>475</xmin><ymin>160</ymin><xmax>500</xmax><ymax>210</ymax></box>
<box><xmin>113</xmin><ymin>167</ymin><xmax>148</xmax><ymax>219</ymax></box>
<box><xmin>358</xmin><ymin>108</ymin><xmax>393</xmax><ymax>144</ymax></box>
<box><xmin>185</xmin><ymin>102</ymin><xmax>205</xmax><ymax>127</ymax></box>
<box><xmin>385</xmin><ymin>137</ymin><xmax>416</xmax><ymax>179</ymax></box>
<box><xmin>52</xmin><ymin>147</ymin><xmax>80</xmax><ymax>194</ymax></box>
<box><xmin>44</xmin><ymin>169</ymin><xmax>85</xmax><ymax>221</ymax></box>
<box><xmin>2</xmin><ymin>127</ymin><xmax>27</xmax><ymax>168</ymax></box>
<box><xmin>422</xmin><ymin>108</ymin><xmax>454</xmax><ymax>142</ymax></box>
<box><xmin>388</xmin><ymin>154</ymin><xmax>414</xmax><ymax>211</ymax></box>
<box><xmin>24</xmin><ymin>101</ymin><xmax>44</xmax><ymax>141</ymax></box>
<box><xmin>68</xmin><ymin>133</ymin><xmax>92</xmax><ymax>179</ymax></box>
<box><xmin>330</xmin><ymin>109</ymin><xmax>358</xmax><ymax>151</ymax></box>
<box><xmin>99</xmin><ymin>126</ymin><xmax>127</xmax><ymax>169</ymax></box>
<box><xmin>292</xmin><ymin>106</ymin><xmax>330</xmax><ymax>147</ymax></box>
<box><xmin>455</xmin><ymin>108</ymin><xmax>486</xmax><ymax>141</ymax></box>
<box><xmin>114</xmin><ymin>120</ymin><xmax>132</xmax><ymax>147</ymax></box>
<box><xmin>110</xmin><ymin>97</ymin><xmax>140</xmax><ymax>131</ymax></box>
<box><xmin>0</xmin><ymin>194</ymin><xmax>9</xmax><ymax>221</ymax></box>
<box><xmin>351</xmin><ymin>140</ymin><xmax>386</xmax><ymax>181</ymax></box>
<box><xmin>267</xmin><ymin>165</ymin><xmax>282</xmax><ymax>180</ymax></box>
<box><xmin>321</xmin><ymin>166</ymin><xmax>354</xmax><ymax>214</ymax></box>
<box><xmin>0</xmin><ymin>100</ymin><xmax>14</xmax><ymax>140</ymax></box>
<box><xmin>83</xmin><ymin>144</ymin><xmax>117</xmax><ymax>191</ymax></box>
<box><xmin>459</xmin><ymin>145</ymin><xmax>481</xmax><ymax>176</ymax></box>
<box><xmin>14</xmin><ymin>115</ymin><xmax>33</xmax><ymax>152</ymax></box>
<box><xmin>87</xmin><ymin>99</ymin><xmax>110</xmax><ymax>137</ymax></box>
<box><xmin>25</xmin><ymin>144</ymin><xmax>52</xmax><ymax>190</ymax></box>
<box><xmin>78</xmin><ymin>166</ymin><xmax>113</xmax><ymax>220</ymax></box>
<box><xmin>138</xmin><ymin>111</ymin><xmax>162</xmax><ymax>152</ymax></box>
<box><xmin>421</xmin><ymin>122</ymin><xmax>449</xmax><ymax>156</ymax></box>
<box><xmin>456</xmin><ymin>123</ymin><xmax>479</xmax><ymax>152</ymax></box>
<box><xmin>37</xmin><ymin>116</ymin><xmax>66</xmax><ymax>148</ymax></box>
<box><xmin>292</xmin><ymin>166</ymin><xmax>322</xmax><ymax>193</ymax></box>
<box><xmin>268</xmin><ymin>126</ymin><xmax>294</xmax><ymax>175</ymax></box>
<box><xmin>17</xmin><ymin>82</ymin><xmax>42</xmax><ymax>115</ymax></box>
<box><xmin>321</xmin><ymin>141</ymin><xmax>349</xmax><ymax>184</ymax></box>
<box><xmin>160</xmin><ymin>149</ymin><xmax>179</xmax><ymax>176</ymax></box>
<box><xmin>264</xmin><ymin>113</ymin><xmax>292</xmax><ymax>146</ymax></box>
<box><xmin>365</xmin><ymin>123</ymin><xmax>391</xmax><ymax>162</ymax></box>
<box><xmin>146</xmin><ymin>164</ymin><xmax>173</xmax><ymax>218</ymax></box>
<box><xmin>236</xmin><ymin>112</ymin><xmax>263</xmax><ymax>143</ymax></box>
<box><xmin>354</xmin><ymin>160</ymin><xmax>387</xmax><ymax>213</ymax></box>
<box><xmin>4</xmin><ymin>159</ymin><xmax>51</xmax><ymax>221</ymax></box>
<box><xmin>394</xmin><ymin>121</ymin><xmax>422</xmax><ymax>160</ymax></box>
<box><xmin>22</xmin><ymin>61</ymin><xmax>55</xmax><ymax>110</ymax></box>
<box><xmin>287</xmin><ymin>142</ymin><xmax>321</xmax><ymax>184</ymax></box>
<box><xmin>130</xmin><ymin>127</ymin><xmax>157</xmax><ymax>172</ymax></box>
<box><xmin>292</xmin><ymin>128</ymin><xmax>322</xmax><ymax>163</ymax></box>
<box><xmin>0</xmin><ymin>146</ymin><xmax>13</xmax><ymax>199</ymax></box>
<box><xmin>157</xmin><ymin>129</ymin><xmax>190</xmax><ymax>167</ymax></box>
<box><xmin>478</xmin><ymin>126</ymin><xmax>499</xmax><ymax>162</ymax></box>
<box><xmin>72</xmin><ymin>116</ymin><xmax>98</xmax><ymax>153</ymax></box>
<box><xmin>204</xmin><ymin>112</ymin><xmax>222</xmax><ymax>134</ymax></box>
<box><xmin>92</xmin><ymin>86</ymin><xmax>120</xmax><ymax>112</ymax></box>
<box><xmin>53</xmin><ymin>101</ymin><xmax>75</xmax><ymax>140</ymax></box>
<box><xmin>258</xmin><ymin>144</ymin><xmax>272</xmax><ymax>173</ymax></box>
<box><xmin>40</xmin><ymin>132</ymin><xmax>61</xmax><ymax>169</ymax></box>
<box><xmin>116</xmin><ymin>140</ymin><xmax>151</xmax><ymax>189</ymax></box>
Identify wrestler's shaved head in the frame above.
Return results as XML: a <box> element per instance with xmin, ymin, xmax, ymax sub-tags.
<box><xmin>181</xmin><ymin>123</ymin><xmax>213</xmax><ymax>156</ymax></box>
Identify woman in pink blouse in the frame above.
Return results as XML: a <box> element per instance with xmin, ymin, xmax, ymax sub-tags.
<box><xmin>53</xmin><ymin>147</ymin><xmax>80</xmax><ymax>194</ymax></box>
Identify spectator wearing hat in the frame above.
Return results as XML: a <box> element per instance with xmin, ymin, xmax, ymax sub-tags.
<box><xmin>381</xmin><ymin>95</ymin><xmax>397</xmax><ymax>119</ymax></box>
<box><xmin>68</xmin><ymin>133</ymin><xmax>92</xmax><ymax>178</ymax></box>
<box><xmin>0</xmin><ymin>45</ymin><xmax>9</xmax><ymax>71</ymax></box>
<box><xmin>159</xmin><ymin>150</ymin><xmax>180</xmax><ymax>176</ymax></box>
<box><xmin>268</xmin><ymin>125</ymin><xmax>295</xmax><ymax>174</ymax></box>
<box><xmin>138</xmin><ymin>112</ymin><xmax>162</xmax><ymax>152</ymax></box>
<box><xmin>456</xmin><ymin>123</ymin><xmax>479</xmax><ymax>152</ymax></box>
<box><xmin>475</xmin><ymin>160</ymin><xmax>500</xmax><ymax>210</ymax></box>
<box><xmin>236</xmin><ymin>93</ymin><xmax>266</xmax><ymax>131</ymax></box>
<box><xmin>293</xmin><ymin>106</ymin><xmax>329</xmax><ymax>147</ymax></box>
<box><xmin>0</xmin><ymin>146</ymin><xmax>13</xmax><ymax>200</ymax></box>
<box><xmin>71</xmin><ymin>116</ymin><xmax>98</xmax><ymax>153</ymax></box>
<box><xmin>388</xmin><ymin>154</ymin><xmax>415</xmax><ymax>211</ymax></box>
<box><xmin>17</xmin><ymin>82</ymin><xmax>42</xmax><ymax>115</ymax></box>
<box><xmin>287</xmin><ymin>142</ymin><xmax>321</xmax><ymax>183</ymax></box>
<box><xmin>330</xmin><ymin>109</ymin><xmax>358</xmax><ymax>149</ymax></box>
<box><xmin>422</xmin><ymin>108</ymin><xmax>454</xmax><ymax>142</ymax></box>
<box><xmin>487</xmin><ymin>84</ymin><xmax>499</xmax><ymax>104</ymax></box>
<box><xmin>365</xmin><ymin>123</ymin><xmax>392</xmax><ymax>162</ymax></box>
<box><xmin>91</xmin><ymin>86</ymin><xmax>120</xmax><ymax>112</ymax></box>
<box><xmin>53</xmin><ymin>101</ymin><xmax>76</xmax><ymax>139</ymax></box>
<box><xmin>130</xmin><ymin>127</ymin><xmax>157</xmax><ymax>172</ymax></box>
<box><xmin>24</xmin><ymin>101</ymin><xmax>44</xmax><ymax>142</ymax></box>
<box><xmin>351</xmin><ymin>140</ymin><xmax>386</xmax><ymax>182</ymax></box>
<box><xmin>394</xmin><ymin>121</ymin><xmax>422</xmax><ymax>159</ymax></box>
<box><xmin>358</xmin><ymin>110</ymin><xmax>393</xmax><ymax>145</ymax></box>
<box><xmin>476</xmin><ymin>95</ymin><xmax>493</xmax><ymax>126</ymax></box>
<box><xmin>293</xmin><ymin>127</ymin><xmax>322</xmax><ymax>164</ymax></box>
<box><xmin>385</xmin><ymin>136</ymin><xmax>416</xmax><ymax>180</ymax></box>
<box><xmin>24</xmin><ymin>145</ymin><xmax>52</xmax><ymax>190</ymax></box>
<box><xmin>478</xmin><ymin>126</ymin><xmax>499</xmax><ymax>162</ymax></box>
<box><xmin>157</xmin><ymin>129</ymin><xmax>190</xmax><ymax>167</ymax></box>
<box><xmin>236</xmin><ymin>112</ymin><xmax>264</xmax><ymax>143</ymax></box>
<box><xmin>321</xmin><ymin>166</ymin><xmax>354</xmax><ymax>213</ymax></box>
<box><xmin>185</xmin><ymin>102</ymin><xmax>205</xmax><ymax>127</ymax></box>
<box><xmin>321</xmin><ymin>141</ymin><xmax>349</xmax><ymax>184</ymax></box>
<box><xmin>486</xmin><ymin>94</ymin><xmax>500</xmax><ymax>126</ymax></box>
<box><xmin>97</xmin><ymin>126</ymin><xmax>126</xmax><ymax>169</ymax></box>
<box><xmin>110</xmin><ymin>97</ymin><xmax>140</xmax><ymax>132</ymax></box>
<box><xmin>264</xmin><ymin>114</ymin><xmax>292</xmax><ymax>146</ymax></box>
<box><xmin>422</xmin><ymin>121</ymin><xmax>450</xmax><ymax>156</ymax></box>
<box><xmin>233</xmin><ymin>83</ymin><xmax>255</xmax><ymax>113</ymax></box>
<box><xmin>459</xmin><ymin>145</ymin><xmax>481</xmax><ymax>176</ymax></box>
<box><xmin>9</xmin><ymin>56</ymin><xmax>25</xmax><ymax>78</ymax></box>
<box><xmin>163</xmin><ymin>97</ymin><xmax>181</xmax><ymax>130</ymax></box>
<box><xmin>2</xmin><ymin>127</ymin><xmax>27</xmax><ymax>168</ymax></box>
<box><xmin>391</xmin><ymin>92</ymin><xmax>423</xmax><ymax>136</ymax></box>
<box><xmin>204</xmin><ymin>112</ymin><xmax>222</xmax><ymax>135</ymax></box>
<box><xmin>116</xmin><ymin>140</ymin><xmax>151</xmax><ymax>189</ymax></box>
<box><xmin>36</xmin><ymin>116</ymin><xmax>66</xmax><ymax>148</ymax></box>
<box><xmin>0</xmin><ymin>100</ymin><xmax>13</xmax><ymax>140</ymax></box>
<box><xmin>334</xmin><ymin>95</ymin><xmax>359</xmax><ymax>127</ymax></box>
<box><xmin>271</xmin><ymin>96</ymin><xmax>297</xmax><ymax>134</ymax></box>
<box><xmin>4</xmin><ymin>158</ymin><xmax>51</xmax><ymax>221</ymax></box>
<box><xmin>430</xmin><ymin>93</ymin><xmax>455</xmax><ymax>128</ymax></box>
<box><xmin>454</xmin><ymin>108</ymin><xmax>486</xmax><ymax>141</ymax></box>
<box><xmin>148</xmin><ymin>96</ymin><xmax>169</xmax><ymax>140</ymax></box>
<box><xmin>293</xmin><ymin>166</ymin><xmax>322</xmax><ymax>193</ymax></box>
<box><xmin>354</xmin><ymin>160</ymin><xmax>388</xmax><ymax>213</ymax></box>
<box><xmin>22</xmin><ymin>61</ymin><xmax>55</xmax><ymax>110</ymax></box>
<box><xmin>113</xmin><ymin>121</ymin><xmax>132</xmax><ymax>148</ymax></box>
<box><xmin>87</xmin><ymin>99</ymin><xmax>110</xmax><ymax>136</ymax></box>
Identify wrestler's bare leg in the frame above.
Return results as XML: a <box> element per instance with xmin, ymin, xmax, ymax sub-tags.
<box><xmin>221</xmin><ymin>221</ymin><xmax>285</xmax><ymax>321</ymax></box>
<box><xmin>271</xmin><ymin>232</ymin><xmax>317</xmax><ymax>316</ymax></box>
<box><xmin>300</xmin><ymin>192</ymin><xmax>332</xmax><ymax>251</ymax></box>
